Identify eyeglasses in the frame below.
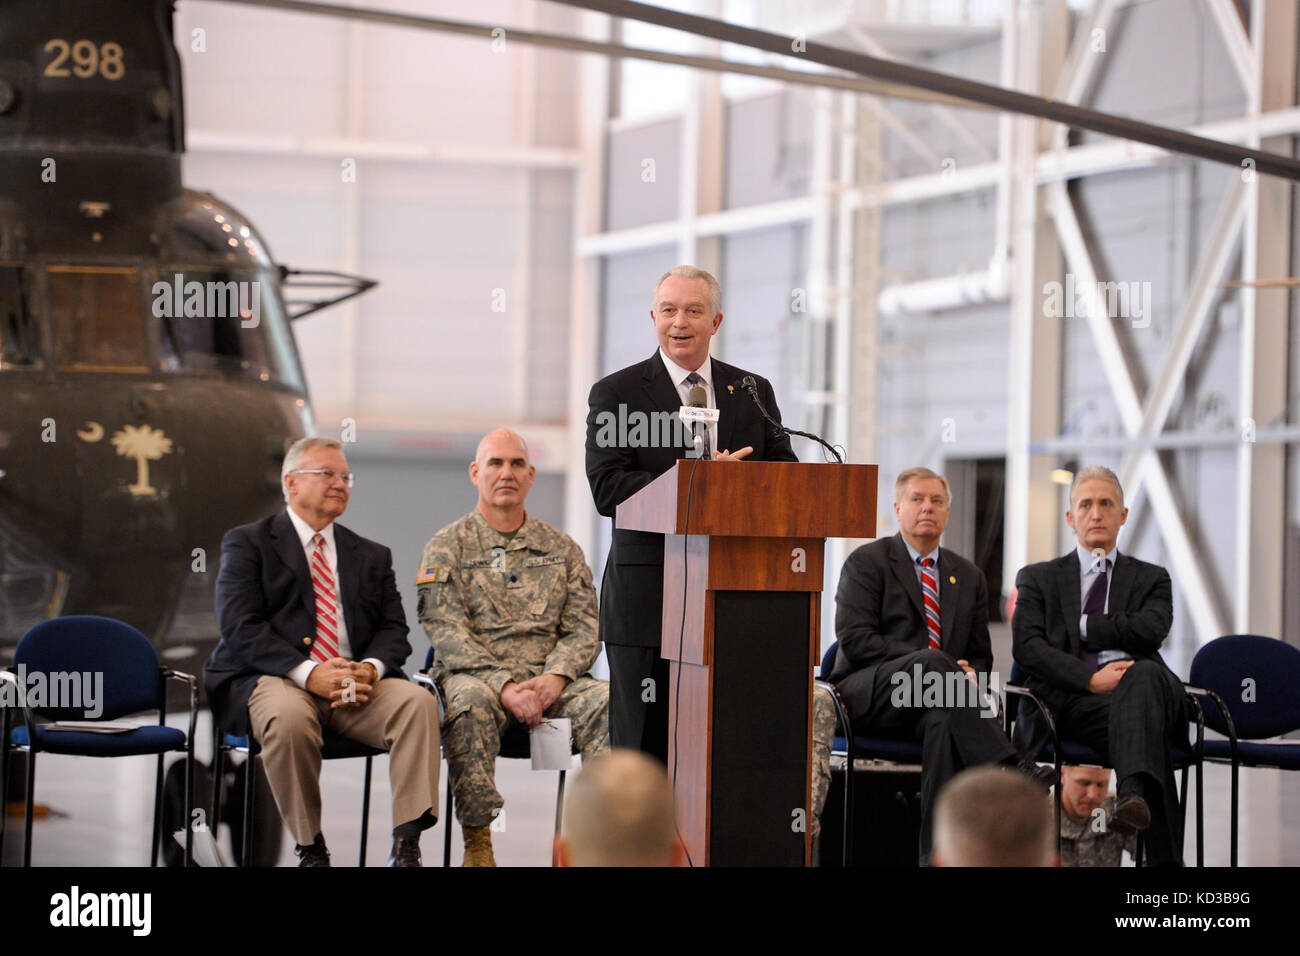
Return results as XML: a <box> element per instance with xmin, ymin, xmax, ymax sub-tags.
<box><xmin>290</xmin><ymin>468</ymin><xmax>355</xmax><ymax>488</ymax></box>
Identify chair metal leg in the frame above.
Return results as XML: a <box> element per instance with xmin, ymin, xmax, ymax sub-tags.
<box><xmin>183</xmin><ymin>745</ymin><xmax>194</xmax><ymax>868</ymax></box>
<box><xmin>551</xmin><ymin>769</ymin><xmax>567</xmax><ymax>867</ymax></box>
<box><xmin>1229</xmin><ymin>758</ymin><xmax>1238</xmax><ymax>867</ymax></box>
<box><xmin>359</xmin><ymin>756</ymin><xmax>373</xmax><ymax>867</ymax></box>
<box><xmin>242</xmin><ymin>752</ymin><xmax>255</xmax><ymax>867</ymax></box>
<box><xmin>150</xmin><ymin>753</ymin><xmax>165</xmax><ymax>866</ymax></box>
<box><xmin>0</xmin><ymin>707</ymin><xmax>9</xmax><ymax>860</ymax></box>
<box><xmin>23</xmin><ymin>749</ymin><xmax>36</xmax><ymax>867</ymax></box>
<box><xmin>210</xmin><ymin>739</ymin><xmax>225</xmax><ymax>840</ymax></box>
<box><xmin>1194</xmin><ymin>761</ymin><xmax>1204</xmax><ymax>867</ymax></box>
<box><xmin>442</xmin><ymin>777</ymin><xmax>453</xmax><ymax>867</ymax></box>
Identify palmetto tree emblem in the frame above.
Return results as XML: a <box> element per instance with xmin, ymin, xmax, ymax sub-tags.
<box><xmin>110</xmin><ymin>425</ymin><xmax>173</xmax><ymax>496</ymax></box>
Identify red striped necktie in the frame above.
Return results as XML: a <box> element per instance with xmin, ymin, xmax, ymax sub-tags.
<box><xmin>919</xmin><ymin>556</ymin><xmax>941</xmax><ymax>649</ymax></box>
<box><xmin>310</xmin><ymin>532</ymin><xmax>341</xmax><ymax>662</ymax></box>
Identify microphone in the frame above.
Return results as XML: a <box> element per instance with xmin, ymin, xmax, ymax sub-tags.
<box><xmin>736</xmin><ymin>375</ymin><xmax>845</xmax><ymax>463</ymax></box>
<box><xmin>686</xmin><ymin>385</ymin><xmax>710</xmax><ymax>458</ymax></box>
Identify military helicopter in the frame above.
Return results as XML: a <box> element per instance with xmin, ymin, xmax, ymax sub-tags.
<box><xmin>0</xmin><ymin>0</ymin><xmax>377</xmax><ymax>865</ymax></box>
<box><xmin>0</xmin><ymin>0</ymin><xmax>373</xmax><ymax>674</ymax></box>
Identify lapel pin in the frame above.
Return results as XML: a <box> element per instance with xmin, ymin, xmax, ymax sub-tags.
<box><xmin>949</xmin><ymin>575</ymin><xmax>956</xmax><ymax>584</ymax></box>
<box><xmin>727</xmin><ymin>384</ymin><xmax>734</xmax><ymax>394</ymax></box>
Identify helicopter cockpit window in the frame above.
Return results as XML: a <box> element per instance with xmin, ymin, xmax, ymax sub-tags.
<box><xmin>156</xmin><ymin>269</ymin><xmax>301</xmax><ymax>388</ymax></box>
<box><xmin>48</xmin><ymin>266</ymin><xmax>149</xmax><ymax>372</ymax></box>
<box><xmin>0</xmin><ymin>266</ymin><xmax>41</xmax><ymax>369</ymax></box>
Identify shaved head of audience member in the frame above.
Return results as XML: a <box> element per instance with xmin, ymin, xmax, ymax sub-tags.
<box><xmin>932</xmin><ymin>766</ymin><xmax>1058</xmax><ymax>867</ymax></box>
<box><xmin>555</xmin><ymin>749</ymin><xmax>685</xmax><ymax>867</ymax></box>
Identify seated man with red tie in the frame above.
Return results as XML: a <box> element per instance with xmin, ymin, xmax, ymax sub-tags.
<box><xmin>204</xmin><ymin>437</ymin><xmax>441</xmax><ymax>866</ymax></box>
<box><xmin>1012</xmin><ymin>464</ymin><xmax>1189</xmax><ymax>866</ymax></box>
<box><xmin>815</xmin><ymin>467</ymin><xmax>1046</xmax><ymax>863</ymax></box>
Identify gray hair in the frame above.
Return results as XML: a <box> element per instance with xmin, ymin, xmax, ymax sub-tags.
<box><xmin>894</xmin><ymin>466</ymin><xmax>952</xmax><ymax>505</ymax></box>
<box><xmin>281</xmin><ymin>436</ymin><xmax>344</xmax><ymax>501</ymax></box>
<box><xmin>1069</xmin><ymin>464</ymin><xmax>1124</xmax><ymax>508</ymax></box>
<box><xmin>653</xmin><ymin>265</ymin><xmax>721</xmax><ymax>317</ymax></box>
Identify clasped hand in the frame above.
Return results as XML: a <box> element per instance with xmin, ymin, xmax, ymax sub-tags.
<box><xmin>500</xmin><ymin>674</ymin><xmax>567</xmax><ymax>727</ymax></box>
<box><xmin>306</xmin><ymin>657</ymin><xmax>376</xmax><ymax>709</ymax></box>
<box><xmin>1087</xmin><ymin>660</ymin><xmax>1133</xmax><ymax>694</ymax></box>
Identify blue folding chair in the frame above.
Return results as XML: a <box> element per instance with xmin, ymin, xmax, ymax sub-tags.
<box><xmin>0</xmin><ymin>615</ymin><xmax>196</xmax><ymax>866</ymax></box>
<box><xmin>1004</xmin><ymin>661</ymin><xmax>1204</xmax><ymax>866</ymax></box>
<box><xmin>1187</xmin><ymin>634</ymin><xmax>1300</xmax><ymax>867</ymax></box>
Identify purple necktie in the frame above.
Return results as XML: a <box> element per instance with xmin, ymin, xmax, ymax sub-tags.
<box><xmin>1080</xmin><ymin>561</ymin><xmax>1109</xmax><ymax>671</ymax></box>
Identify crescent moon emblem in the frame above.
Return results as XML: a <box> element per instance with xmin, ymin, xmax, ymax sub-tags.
<box><xmin>77</xmin><ymin>421</ymin><xmax>105</xmax><ymax>442</ymax></box>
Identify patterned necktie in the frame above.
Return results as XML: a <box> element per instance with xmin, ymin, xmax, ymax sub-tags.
<box><xmin>919</xmin><ymin>557</ymin><xmax>941</xmax><ymax>649</ymax></box>
<box><xmin>310</xmin><ymin>533</ymin><xmax>340</xmax><ymax>662</ymax></box>
<box><xmin>1080</xmin><ymin>558</ymin><xmax>1109</xmax><ymax>671</ymax></box>
<box><xmin>684</xmin><ymin>371</ymin><xmax>712</xmax><ymax>459</ymax></box>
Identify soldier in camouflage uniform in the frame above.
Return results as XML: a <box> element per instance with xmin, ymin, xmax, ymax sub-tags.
<box><xmin>417</xmin><ymin>429</ymin><xmax>608</xmax><ymax>866</ymax></box>
<box><xmin>1059</xmin><ymin>765</ymin><xmax>1136</xmax><ymax>866</ymax></box>
<box><xmin>810</xmin><ymin>688</ymin><xmax>838</xmax><ymax>849</ymax></box>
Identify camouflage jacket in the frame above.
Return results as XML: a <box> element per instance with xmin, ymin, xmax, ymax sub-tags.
<box><xmin>416</xmin><ymin>511</ymin><xmax>600</xmax><ymax>695</ymax></box>
<box><xmin>1060</xmin><ymin>794</ymin><xmax>1137</xmax><ymax>867</ymax></box>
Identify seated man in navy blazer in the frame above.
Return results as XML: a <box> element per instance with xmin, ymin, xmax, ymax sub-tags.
<box><xmin>815</xmin><ymin>467</ymin><xmax>1044</xmax><ymax>862</ymax></box>
<box><xmin>204</xmin><ymin>437</ymin><xmax>440</xmax><ymax>866</ymax></box>
<box><xmin>1012</xmin><ymin>464</ymin><xmax>1188</xmax><ymax>866</ymax></box>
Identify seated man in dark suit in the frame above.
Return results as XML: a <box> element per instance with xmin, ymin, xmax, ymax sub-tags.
<box><xmin>815</xmin><ymin>467</ymin><xmax>1043</xmax><ymax>862</ymax></box>
<box><xmin>204</xmin><ymin>437</ymin><xmax>440</xmax><ymax>866</ymax></box>
<box><xmin>1012</xmin><ymin>464</ymin><xmax>1189</xmax><ymax>866</ymax></box>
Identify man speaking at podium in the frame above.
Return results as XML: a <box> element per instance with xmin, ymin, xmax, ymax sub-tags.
<box><xmin>585</xmin><ymin>265</ymin><xmax>798</xmax><ymax>762</ymax></box>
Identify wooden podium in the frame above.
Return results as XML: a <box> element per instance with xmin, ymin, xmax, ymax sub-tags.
<box><xmin>617</xmin><ymin>460</ymin><xmax>877</xmax><ymax>866</ymax></box>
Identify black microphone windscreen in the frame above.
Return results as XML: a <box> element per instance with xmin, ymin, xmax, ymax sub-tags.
<box><xmin>688</xmin><ymin>385</ymin><xmax>707</xmax><ymax>407</ymax></box>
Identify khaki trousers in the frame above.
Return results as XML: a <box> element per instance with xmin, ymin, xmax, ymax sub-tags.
<box><xmin>248</xmin><ymin>675</ymin><xmax>440</xmax><ymax>847</ymax></box>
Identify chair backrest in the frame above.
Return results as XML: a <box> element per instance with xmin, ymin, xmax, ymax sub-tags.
<box><xmin>1188</xmin><ymin>635</ymin><xmax>1300</xmax><ymax>739</ymax></box>
<box><xmin>13</xmin><ymin>615</ymin><xmax>161</xmax><ymax>720</ymax></box>
<box><xmin>819</xmin><ymin>641</ymin><xmax>838</xmax><ymax>681</ymax></box>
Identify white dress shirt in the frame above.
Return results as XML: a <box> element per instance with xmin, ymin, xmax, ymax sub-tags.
<box><xmin>659</xmin><ymin>348</ymin><xmax>718</xmax><ymax>455</ymax></box>
<box><xmin>285</xmin><ymin>507</ymin><xmax>385</xmax><ymax>689</ymax></box>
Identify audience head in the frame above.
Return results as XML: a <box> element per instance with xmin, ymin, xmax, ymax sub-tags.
<box><xmin>933</xmin><ymin>766</ymin><xmax>1057</xmax><ymax>867</ymax></box>
<box><xmin>1060</xmin><ymin>765</ymin><xmax>1112</xmax><ymax>823</ymax></box>
<box><xmin>556</xmin><ymin>749</ymin><xmax>685</xmax><ymax>867</ymax></box>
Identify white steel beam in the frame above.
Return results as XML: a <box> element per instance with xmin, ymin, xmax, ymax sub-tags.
<box><xmin>1053</xmin><ymin>0</ymin><xmax>1125</xmax><ymax>114</ymax></box>
<box><xmin>564</xmin><ymin>9</ymin><xmax>612</xmax><ymax>560</ymax></box>
<box><xmin>1233</xmin><ymin>0</ymin><xmax>1292</xmax><ymax>637</ymax></box>
<box><xmin>187</xmin><ymin>130</ymin><xmax>581</xmax><ymax>169</ymax></box>
<box><xmin>845</xmin><ymin>24</ymin><xmax>994</xmax><ymax>162</ymax></box>
<box><xmin>1116</xmin><ymin>177</ymin><xmax>1249</xmax><ymax>499</ymax></box>
<box><xmin>1207</xmin><ymin>0</ymin><xmax>1256</xmax><ymax>95</ymax></box>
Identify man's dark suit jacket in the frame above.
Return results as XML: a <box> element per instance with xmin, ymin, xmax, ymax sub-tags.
<box><xmin>585</xmin><ymin>352</ymin><xmax>798</xmax><ymax>648</ymax></box>
<box><xmin>827</xmin><ymin>533</ymin><xmax>993</xmax><ymax>711</ymax></box>
<box><xmin>204</xmin><ymin>511</ymin><xmax>412</xmax><ymax>736</ymax></box>
<box><xmin>1011</xmin><ymin>550</ymin><xmax>1173</xmax><ymax>715</ymax></box>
